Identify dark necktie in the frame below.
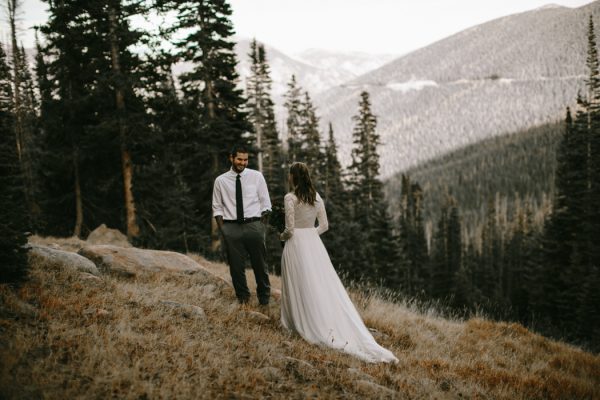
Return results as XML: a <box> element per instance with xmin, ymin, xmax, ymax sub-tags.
<box><xmin>236</xmin><ymin>174</ymin><xmax>244</xmax><ymax>221</ymax></box>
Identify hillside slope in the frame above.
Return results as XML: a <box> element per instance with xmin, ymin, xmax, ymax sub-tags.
<box><xmin>1</xmin><ymin>236</ymin><xmax>598</xmax><ymax>399</ymax></box>
<box><xmin>385</xmin><ymin>120</ymin><xmax>564</xmax><ymax>232</ymax></box>
<box><xmin>315</xmin><ymin>2</ymin><xmax>600</xmax><ymax>177</ymax></box>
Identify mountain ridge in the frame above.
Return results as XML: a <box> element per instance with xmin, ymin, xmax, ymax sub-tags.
<box><xmin>313</xmin><ymin>2</ymin><xmax>599</xmax><ymax>177</ymax></box>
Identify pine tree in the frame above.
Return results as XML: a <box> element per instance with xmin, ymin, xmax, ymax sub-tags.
<box><xmin>246</xmin><ymin>39</ymin><xmax>284</xmax><ymax>202</ymax></box>
<box><xmin>284</xmin><ymin>75</ymin><xmax>302</xmax><ymax>166</ymax></box>
<box><xmin>0</xmin><ymin>42</ymin><xmax>29</xmax><ymax>284</ymax></box>
<box><xmin>38</xmin><ymin>0</ymin><xmax>96</xmax><ymax>237</ymax></box>
<box><xmin>298</xmin><ymin>91</ymin><xmax>323</xmax><ymax>187</ymax></box>
<box><xmin>320</xmin><ymin>123</ymin><xmax>352</xmax><ymax>274</ymax></box>
<box><xmin>131</xmin><ymin>47</ymin><xmax>197</xmax><ymax>251</ymax></box>
<box><xmin>7</xmin><ymin>0</ymin><xmax>39</xmax><ymax>228</ymax></box>
<box><xmin>396</xmin><ymin>175</ymin><xmax>429</xmax><ymax>295</ymax></box>
<box><xmin>430</xmin><ymin>194</ymin><xmax>461</xmax><ymax>301</ymax></box>
<box><xmin>245</xmin><ymin>39</ymin><xmax>285</xmax><ymax>272</ymax></box>
<box><xmin>169</xmin><ymin>0</ymin><xmax>251</xmax><ymax>254</ymax></box>
<box><xmin>346</xmin><ymin>91</ymin><xmax>396</xmax><ymax>283</ymax></box>
<box><xmin>322</xmin><ymin>123</ymin><xmax>344</xmax><ymax>201</ymax></box>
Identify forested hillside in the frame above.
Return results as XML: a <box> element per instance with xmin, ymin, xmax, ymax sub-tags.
<box><xmin>385</xmin><ymin>120</ymin><xmax>564</xmax><ymax>238</ymax></box>
<box><xmin>315</xmin><ymin>2</ymin><xmax>599</xmax><ymax>177</ymax></box>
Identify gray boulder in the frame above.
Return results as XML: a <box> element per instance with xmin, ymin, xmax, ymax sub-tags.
<box><xmin>78</xmin><ymin>245</ymin><xmax>205</xmax><ymax>277</ymax></box>
<box><xmin>29</xmin><ymin>244</ymin><xmax>100</xmax><ymax>276</ymax></box>
<box><xmin>86</xmin><ymin>224</ymin><xmax>131</xmax><ymax>247</ymax></box>
<box><xmin>160</xmin><ymin>300</ymin><xmax>206</xmax><ymax>319</ymax></box>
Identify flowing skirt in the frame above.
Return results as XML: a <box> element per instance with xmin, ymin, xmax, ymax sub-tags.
<box><xmin>281</xmin><ymin>228</ymin><xmax>398</xmax><ymax>363</ymax></box>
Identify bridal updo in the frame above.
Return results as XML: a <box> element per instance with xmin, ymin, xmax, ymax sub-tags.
<box><xmin>289</xmin><ymin>162</ymin><xmax>317</xmax><ymax>205</ymax></box>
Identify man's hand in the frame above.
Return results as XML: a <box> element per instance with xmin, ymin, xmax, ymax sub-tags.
<box><xmin>215</xmin><ymin>215</ymin><xmax>224</xmax><ymax>233</ymax></box>
<box><xmin>261</xmin><ymin>211</ymin><xmax>270</xmax><ymax>226</ymax></box>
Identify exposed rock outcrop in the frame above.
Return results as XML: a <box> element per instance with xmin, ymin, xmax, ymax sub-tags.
<box><xmin>86</xmin><ymin>224</ymin><xmax>131</xmax><ymax>247</ymax></box>
<box><xmin>78</xmin><ymin>245</ymin><xmax>206</xmax><ymax>277</ymax></box>
<box><xmin>29</xmin><ymin>244</ymin><xmax>100</xmax><ymax>276</ymax></box>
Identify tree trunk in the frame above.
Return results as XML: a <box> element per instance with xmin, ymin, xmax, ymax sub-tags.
<box><xmin>73</xmin><ymin>146</ymin><xmax>83</xmax><ymax>238</ymax></box>
<box><xmin>205</xmin><ymin>74</ymin><xmax>221</xmax><ymax>253</ymax></box>
<box><xmin>8</xmin><ymin>0</ymin><xmax>37</xmax><ymax>223</ymax></box>
<box><xmin>108</xmin><ymin>6</ymin><xmax>139</xmax><ymax>240</ymax></box>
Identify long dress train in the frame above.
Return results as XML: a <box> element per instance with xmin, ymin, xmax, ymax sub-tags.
<box><xmin>280</xmin><ymin>192</ymin><xmax>398</xmax><ymax>363</ymax></box>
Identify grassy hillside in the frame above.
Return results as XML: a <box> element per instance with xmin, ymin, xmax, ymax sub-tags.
<box><xmin>1</xmin><ymin>236</ymin><xmax>598</xmax><ymax>399</ymax></box>
<box><xmin>385</xmin><ymin>120</ymin><xmax>564</xmax><ymax>233</ymax></box>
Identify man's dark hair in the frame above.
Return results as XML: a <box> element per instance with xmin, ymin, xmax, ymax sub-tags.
<box><xmin>230</xmin><ymin>144</ymin><xmax>250</xmax><ymax>157</ymax></box>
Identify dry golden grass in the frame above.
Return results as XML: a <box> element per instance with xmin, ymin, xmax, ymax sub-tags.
<box><xmin>0</xmin><ymin>237</ymin><xmax>598</xmax><ymax>399</ymax></box>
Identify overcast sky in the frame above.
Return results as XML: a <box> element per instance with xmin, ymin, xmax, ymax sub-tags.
<box><xmin>4</xmin><ymin>0</ymin><xmax>597</xmax><ymax>55</ymax></box>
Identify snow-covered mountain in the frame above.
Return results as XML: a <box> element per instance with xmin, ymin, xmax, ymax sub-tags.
<box><xmin>312</xmin><ymin>2</ymin><xmax>600</xmax><ymax>178</ymax></box>
<box><xmin>233</xmin><ymin>38</ymin><xmax>395</xmax><ymax>121</ymax></box>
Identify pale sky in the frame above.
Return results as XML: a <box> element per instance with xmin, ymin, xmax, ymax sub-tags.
<box><xmin>4</xmin><ymin>0</ymin><xmax>598</xmax><ymax>55</ymax></box>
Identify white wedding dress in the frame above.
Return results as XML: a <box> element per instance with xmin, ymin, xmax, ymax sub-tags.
<box><xmin>280</xmin><ymin>192</ymin><xmax>398</xmax><ymax>363</ymax></box>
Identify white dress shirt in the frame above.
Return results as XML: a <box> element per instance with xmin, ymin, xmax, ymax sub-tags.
<box><xmin>212</xmin><ymin>168</ymin><xmax>272</xmax><ymax>220</ymax></box>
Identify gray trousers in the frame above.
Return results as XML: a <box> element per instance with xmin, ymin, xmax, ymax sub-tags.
<box><xmin>221</xmin><ymin>221</ymin><xmax>271</xmax><ymax>304</ymax></box>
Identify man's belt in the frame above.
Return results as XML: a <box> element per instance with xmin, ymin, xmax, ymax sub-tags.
<box><xmin>223</xmin><ymin>217</ymin><xmax>261</xmax><ymax>224</ymax></box>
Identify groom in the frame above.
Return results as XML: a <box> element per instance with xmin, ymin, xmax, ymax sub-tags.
<box><xmin>212</xmin><ymin>144</ymin><xmax>272</xmax><ymax>305</ymax></box>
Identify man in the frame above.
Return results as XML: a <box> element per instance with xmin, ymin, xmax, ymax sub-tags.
<box><xmin>212</xmin><ymin>144</ymin><xmax>272</xmax><ymax>305</ymax></box>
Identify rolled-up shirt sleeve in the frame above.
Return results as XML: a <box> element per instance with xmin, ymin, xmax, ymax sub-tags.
<box><xmin>257</xmin><ymin>173</ymin><xmax>272</xmax><ymax>214</ymax></box>
<box><xmin>212</xmin><ymin>178</ymin><xmax>224</xmax><ymax>218</ymax></box>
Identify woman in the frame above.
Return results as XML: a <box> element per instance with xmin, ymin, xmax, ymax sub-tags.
<box><xmin>280</xmin><ymin>162</ymin><xmax>398</xmax><ymax>363</ymax></box>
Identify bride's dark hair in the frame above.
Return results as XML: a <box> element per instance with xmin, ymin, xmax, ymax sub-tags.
<box><xmin>290</xmin><ymin>162</ymin><xmax>317</xmax><ymax>205</ymax></box>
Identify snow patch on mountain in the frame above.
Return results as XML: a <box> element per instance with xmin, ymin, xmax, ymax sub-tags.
<box><xmin>387</xmin><ymin>80</ymin><xmax>438</xmax><ymax>92</ymax></box>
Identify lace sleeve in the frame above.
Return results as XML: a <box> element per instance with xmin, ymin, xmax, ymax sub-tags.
<box><xmin>280</xmin><ymin>193</ymin><xmax>296</xmax><ymax>241</ymax></box>
<box><xmin>316</xmin><ymin>193</ymin><xmax>329</xmax><ymax>235</ymax></box>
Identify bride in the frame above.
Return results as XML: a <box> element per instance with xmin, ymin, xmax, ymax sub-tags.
<box><xmin>279</xmin><ymin>162</ymin><xmax>398</xmax><ymax>363</ymax></box>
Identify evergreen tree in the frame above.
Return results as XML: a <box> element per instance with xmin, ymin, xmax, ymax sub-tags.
<box><xmin>396</xmin><ymin>175</ymin><xmax>429</xmax><ymax>295</ymax></box>
<box><xmin>298</xmin><ymin>92</ymin><xmax>323</xmax><ymax>187</ymax></box>
<box><xmin>38</xmin><ymin>0</ymin><xmax>150</xmax><ymax>238</ymax></box>
<box><xmin>430</xmin><ymin>194</ymin><xmax>461</xmax><ymax>301</ymax></box>
<box><xmin>7</xmin><ymin>0</ymin><xmax>39</xmax><ymax>228</ymax></box>
<box><xmin>346</xmin><ymin>91</ymin><xmax>396</xmax><ymax>283</ymax></box>
<box><xmin>0</xmin><ymin>42</ymin><xmax>29</xmax><ymax>284</ymax></box>
<box><xmin>246</xmin><ymin>39</ymin><xmax>284</xmax><ymax>202</ymax></box>
<box><xmin>284</xmin><ymin>75</ymin><xmax>302</xmax><ymax>166</ymax></box>
<box><xmin>323</xmin><ymin>123</ymin><xmax>343</xmax><ymax>201</ymax></box>
<box><xmin>245</xmin><ymin>39</ymin><xmax>285</xmax><ymax>272</ymax></box>
<box><xmin>320</xmin><ymin>123</ymin><xmax>352</xmax><ymax>274</ymax></box>
<box><xmin>169</xmin><ymin>0</ymin><xmax>251</xmax><ymax>254</ymax></box>
<box><xmin>133</xmin><ymin>48</ymin><xmax>198</xmax><ymax>252</ymax></box>
<box><xmin>38</xmin><ymin>0</ymin><xmax>97</xmax><ymax>237</ymax></box>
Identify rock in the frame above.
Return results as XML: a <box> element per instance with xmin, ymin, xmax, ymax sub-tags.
<box><xmin>259</xmin><ymin>367</ymin><xmax>281</xmax><ymax>382</ymax></box>
<box><xmin>246</xmin><ymin>310</ymin><xmax>270</xmax><ymax>322</ymax></box>
<box><xmin>354</xmin><ymin>380</ymin><xmax>397</xmax><ymax>398</ymax></box>
<box><xmin>78</xmin><ymin>245</ymin><xmax>205</xmax><ymax>277</ymax></box>
<box><xmin>79</xmin><ymin>272</ymin><xmax>103</xmax><ymax>284</ymax></box>
<box><xmin>86</xmin><ymin>224</ymin><xmax>131</xmax><ymax>247</ymax></box>
<box><xmin>83</xmin><ymin>307</ymin><xmax>110</xmax><ymax>317</ymax></box>
<box><xmin>369</xmin><ymin>327</ymin><xmax>390</xmax><ymax>340</ymax></box>
<box><xmin>283</xmin><ymin>356</ymin><xmax>314</xmax><ymax>370</ymax></box>
<box><xmin>160</xmin><ymin>300</ymin><xmax>206</xmax><ymax>319</ymax></box>
<box><xmin>29</xmin><ymin>244</ymin><xmax>100</xmax><ymax>276</ymax></box>
<box><xmin>281</xmin><ymin>356</ymin><xmax>315</xmax><ymax>381</ymax></box>
<box><xmin>347</xmin><ymin>367</ymin><xmax>374</xmax><ymax>382</ymax></box>
<box><xmin>199</xmin><ymin>284</ymin><xmax>217</xmax><ymax>299</ymax></box>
